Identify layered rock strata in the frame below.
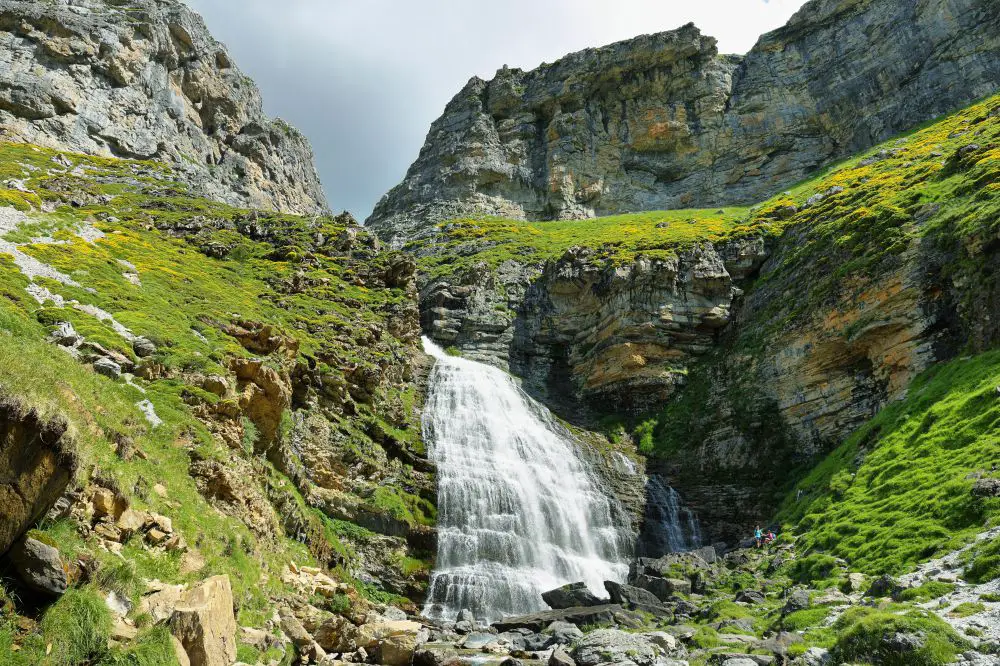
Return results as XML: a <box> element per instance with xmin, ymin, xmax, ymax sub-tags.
<box><xmin>368</xmin><ymin>0</ymin><xmax>1000</xmax><ymax>244</ymax></box>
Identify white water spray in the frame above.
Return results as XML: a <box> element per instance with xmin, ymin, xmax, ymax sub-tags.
<box><xmin>421</xmin><ymin>338</ymin><xmax>630</xmax><ymax>622</ymax></box>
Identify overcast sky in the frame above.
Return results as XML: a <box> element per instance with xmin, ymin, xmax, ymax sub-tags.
<box><xmin>183</xmin><ymin>0</ymin><xmax>809</xmax><ymax>220</ymax></box>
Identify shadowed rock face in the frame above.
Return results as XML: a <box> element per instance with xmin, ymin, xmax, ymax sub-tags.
<box><xmin>0</xmin><ymin>398</ymin><xmax>77</xmax><ymax>556</ymax></box>
<box><xmin>367</xmin><ymin>0</ymin><xmax>1000</xmax><ymax>245</ymax></box>
<box><xmin>0</xmin><ymin>0</ymin><xmax>329</xmax><ymax>216</ymax></box>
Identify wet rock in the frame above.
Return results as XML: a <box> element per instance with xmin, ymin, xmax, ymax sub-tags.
<box><xmin>8</xmin><ymin>536</ymin><xmax>67</xmax><ymax>597</ymax></box>
<box><xmin>542</xmin><ymin>581</ymin><xmax>606</xmax><ymax>609</ymax></box>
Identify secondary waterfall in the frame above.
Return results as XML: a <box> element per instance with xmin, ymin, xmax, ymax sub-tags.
<box><xmin>640</xmin><ymin>476</ymin><xmax>702</xmax><ymax>555</ymax></box>
<box><xmin>421</xmin><ymin>338</ymin><xmax>629</xmax><ymax>622</ymax></box>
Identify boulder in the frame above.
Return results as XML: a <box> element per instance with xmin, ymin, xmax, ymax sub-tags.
<box><xmin>972</xmin><ymin>478</ymin><xmax>1000</xmax><ymax>498</ymax></box>
<box><xmin>493</xmin><ymin>604</ymin><xmax>623</xmax><ymax>633</ymax></box>
<box><xmin>796</xmin><ymin>647</ymin><xmax>832</xmax><ymax>666</ymax></box>
<box><xmin>132</xmin><ymin>337</ymin><xmax>157</xmax><ymax>358</ymax></box>
<box><xmin>735</xmin><ymin>590</ymin><xmax>766</xmax><ymax>605</ymax></box>
<box><xmin>542</xmin><ymin>581</ymin><xmax>605</xmax><ymax>609</ymax></box>
<box><xmin>169</xmin><ymin>576</ymin><xmax>238</xmax><ymax>666</ymax></box>
<box><xmin>544</xmin><ymin>620</ymin><xmax>584</xmax><ymax>645</ymax></box>
<box><xmin>633</xmin><ymin>573</ymin><xmax>690</xmax><ymax>600</ymax></box>
<box><xmin>604</xmin><ymin>580</ymin><xmax>672</xmax><ymax>616</ymax></box>
<box><xmin>140</xmin><ymin>581</ymin><xmax>186</xmax><ymax>622</ymax></box>
<box><xmin>550</xmin><ymin>646</ymin><xmax>576</xmax><ymax>666</ymax></box>
<box><xmin>571</xmin><ymin>629</ymin><xmax>667</xmax><ymax>666</ymax></box>
<box><xmin>8</xmin><ymin>536</ymin><xmax>67</xmax><ymax>597</ymax></box>
<box><xmin>281</xmin><ymin>610</ymin><xmax>327</xmax><ymax>663</ymax></box>
<box><xmin>782</xmin><ymin>589</ymin><xmax>811</xmax><ymax>614</ymax></box>
<box><xmin>866</xmin><ymin>574</ymin><xmax>899</xmax><ymax>598</ymax></box>
<box><xmin>378</xmin><ymin>631</ymin><xmax>419</xmax><ymax>666</ymax></box>
<box><xmin>94</xmin><ymin>357</ymin><xmax>122</xmax><ymax>379</ymax></box>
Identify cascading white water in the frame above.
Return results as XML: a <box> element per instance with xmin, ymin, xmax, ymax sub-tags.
<box><xmin>421</xmin><ymin>337</ymin><xmax>630</xmax><ymax>622</ymax></box>
<box><xmin>641</xmin><ymin>476</ymin><xmax>702</xmax><ymax>555</ymax></box>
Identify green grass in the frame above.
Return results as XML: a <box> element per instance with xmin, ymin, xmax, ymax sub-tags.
<box><xmin>0</xmin><ymin>137</ymin><xmax>431</xmax><ymax>648</ymax></box>
<box><xmin>777</xmin><ymin>351</ymin><xmax>1000</xmax><ymax>574</ymax></box>
<box><xmin>39</xmin><ymin>587</ymin><xmax>113</xmax><ymax>666</ymax></box>
<box><xmin>896</xmin><ymin>581</ymin><xmax>956</xmax><ymax>603</ymax></box>
<box><xmin>949</xmin><ymin>602</ymin><xmax>985</xmax><ymax>617</ymax></box>
<box><xmin>832</xmin><ymin>607</ymin><xmax>968</xmax><ymax>666</ymax></box>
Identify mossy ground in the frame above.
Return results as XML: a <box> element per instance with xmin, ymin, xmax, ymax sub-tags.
<box><xmin>0</xmin><ymin>141</ymin><xmax>427</xmax><ymax>660</ymax></box>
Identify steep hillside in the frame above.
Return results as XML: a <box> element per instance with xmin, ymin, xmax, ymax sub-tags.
<box><xmin>367</xmin><ymin>0</ymin><xmax>1000</xmax><ymax>245</ymax></box>
<box><xmin>0</xmin><ymin>0</ymin><xmax>328</xmax><ymax>216</ymax></box>
<box><xmin>407</xmin><ymin>91</ymin><xmax>1000</xmax><ymax>544</ymax></box>
<box><xmin>0</xmin><ymin>141</ymin><xmax>432</xmax><ymax>663</ymax></box>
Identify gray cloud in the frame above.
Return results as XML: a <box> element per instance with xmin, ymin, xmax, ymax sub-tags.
<box><xmin>183</xmin><ymin>0</ymin><xmax>807</xmax><ymax>219</ymax></box>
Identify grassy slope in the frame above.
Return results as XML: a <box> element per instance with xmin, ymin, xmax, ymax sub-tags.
<box><xmin>0</xmin><ymin>143</ymin><xmax>424</xmax><ymax>662</ymax></box>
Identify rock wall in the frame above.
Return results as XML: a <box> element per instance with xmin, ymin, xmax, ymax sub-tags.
<box><xmin>0</xmin><ymin>397</ymin><xmax>78</xmax><ymax>555</ymax></box>
<box><xmin>0</xmin><ymin>0</ymin><xmax>329</xmax><ymax>216</ymax></box>
<box><xmin>368</xmin><ymin>0</ymin><xmax>1000</xmax><ymax>245</ymax></box>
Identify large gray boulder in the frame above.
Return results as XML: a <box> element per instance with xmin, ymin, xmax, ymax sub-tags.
<box><xmin>9</xmin><ymin>536</ymin><xmax>67</xmax><ymax>597</ymax></box>
<box><xmin>571</xmin><ymin>629</ymin><xmax>679</xmax><ymax>666</ymax></box>
<box><xmin>542</xmin><ymin>581</ymin><xmax>606</xmax><ymax>609</ymax></box>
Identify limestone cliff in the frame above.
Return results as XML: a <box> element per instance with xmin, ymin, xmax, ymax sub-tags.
<box><xmin>368</xmin><ymin>0</ymin><xmax>1000</xmax><ymax>245</ymax></box>
<box><xmin>0</xmin><ymin>0</ymin><xmax>329</xmax><ymax>216</ymax></box>
<box><xmin>410</xmin><ymin>92</ymin><xmax>1000</xmax><ymax>544</ymax></box>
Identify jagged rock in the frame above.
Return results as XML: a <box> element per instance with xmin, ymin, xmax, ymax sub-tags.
<box><xmin>0</xmin><ymin>399</ymin><xmax>77</xmax><ymax>556</ymax></box>
<box><xmin>633</xmin><ymin>573</ymin><xmax>691</xmax><ymax>601</ymax></box>
<box><xmin>132</xmin><ymin>337</ymin><xmax>157</xmax><ymax>358</ymax></box>
<box><xmin>280</xmin><ymin>611</ymin><xmax>326</xmax><ymax>663</ymax></box>
<box><xmin>0</xmin><ymin>0</ymin><xmax>328</xmax><ymax>216</ymax></box>
<box><xmin>8</xmin><ymin>536</ymin><xmax>67</xmax><ymax>597</ymax></box>
<box><xmin>794</xmin><ymin>647</ymin><xmax>831</xmax><ymax>666</ymax></box>
<box><xmin>140</xmin><ymin>581</ymin><xmax>187</xmax><ymax>622</ymax></box>
<box><xmin>169</xmin><ymin>576</ymin><xmax>238</xmax><ymax>666</ymax></box>
<box><xmin>549</xmin><ymin>647</ymin><xmax>576</xmax><ymax>666</ymax></box>
<box><xmin>735</xmin><ymin>590</ymin><xmax>766</xmax><ymax>605</ymax></box>
<box><xmin>603</xmin><ymin>580</ymin><xmax>672</xmax><ymax>616</ymax></box>
<box><xmin>93</xmin><ymin>357</ymin><xmax>122</xmax><ymax>379</ymax></box>
<box><xmin>493</xmin><ymin>605</ymin><xmax>623</xmax><ymax>633</ymax></box>
<box><xmin>542</xmin><ymin>581</ymin><xmax>606</xmax><ymax>609</ymax></box>
<box><xmin>972</xmin><ymin>478</ymin><xmax>1000</xmax><ymax>498</ymax></box>
<box><xmin>782</xmin><ymin>589</ymin><xmax>811</xmax><ymax>614</ymax></box>
<box><xmin>571</xmin><ymin>629</ymin><xmax>676</xmax><ymax>666</ymax></box>
<box><xmin>543</xmin><ymin>620</ymin><xmax>584</xmax><ymax>646</ymax></box>
<box><xmin>368</xmin><ymin>0</ymin><xmax>1000</xmax><ymax>244</ymax></box>
<box><xmin>866</xmin><ymin>574</ymin><xmax>900</xmax><ymax>598</ymax></box>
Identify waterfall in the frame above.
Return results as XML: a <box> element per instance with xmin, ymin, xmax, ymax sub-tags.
<box><xmin>640</xmin><ymin>476</ymin><xmax>702</xmax><ymax>556</ymax></box>
<box><xmin>421</xmin><ymin>338</ymin><xmax>630</xmax><ymax>622</ymax></box>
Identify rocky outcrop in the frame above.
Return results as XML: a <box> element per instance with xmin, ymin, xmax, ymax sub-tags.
<box><xmin>0</xmin><ymin>0</ymin><xmax>328</xmax><ymax>215</ymax></box>
<box><xmin>368</xmin><ymin>0</ymin><xmax>1000</xmax><ymax>244</ymax></box>
<box><xmin>0</xmin><ymin>397</ymin><xmax>77</xmax><ymax>556</ymax></box>
<box><xmin>420</xmin><ymin>237</ymin><xmax>768</xmax><ymax>415</ymax></box>
<box><xmin>169</xmin><ymin>575</ymin><xmax>238</xmax><ymax>666</ymax></box>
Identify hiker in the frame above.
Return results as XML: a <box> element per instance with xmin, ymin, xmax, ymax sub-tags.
<box><xmin>754</xmin><ymin>525</ymin><xmax>763</xmax><ymax>548</ymax></box>
<box><xmin>765</xmin><ymin>529</ymin><xmax>777</xmax><ymax>545</ymax></box>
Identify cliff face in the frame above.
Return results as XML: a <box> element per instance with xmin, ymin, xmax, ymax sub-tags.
<box><xmin>411</xmin><ymin>92</ymin><xmax>1000</xmax><ymax>543</ymax></box>
<box><xmin>367</xmin><ymin>0</ymin><xmax>1000</xmax><ymax>246</ymax></box>
<box><xmin>0</xmin><ymin>0</ymin><xmax>329</xmax><ymax>216</ymax></box>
